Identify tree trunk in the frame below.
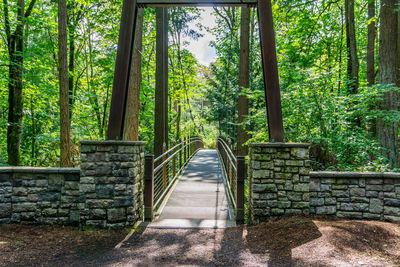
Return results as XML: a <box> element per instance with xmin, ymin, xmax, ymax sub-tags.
<box><xmin>345</xmin><ymin>0</ymin><xmax>359</xmax><ymax>93</ymax></box>
<box><xmin>58</xmin><ymin>0</ymin><xmax>72</xmax><ymax>167</ymax></box>
<box><xmin>237</xmin><ymin>7</ymin><xmax>250</xmax><ymax>156</ymax></box>
<box><xmin>367</xmin><ymin>0</ymin><xmax>376</xmax><ymax>86</ymax></box>
<box><xmin>6</xmin><ymin>0</ymin><xmax>25</xmax><ymax>166</ymax></box>
<box><xmin>123</xmin><ymin>8</ymin><xmax>144</xmax><ymax>141</ymax></box>
<box><xmin>377</xmin><ymin>0</ymin><xmax>398</xmax><ymax>168</ymax></box>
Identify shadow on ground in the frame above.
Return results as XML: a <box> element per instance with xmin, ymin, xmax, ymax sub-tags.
<box><xmin>1</xmin><ymin>216</ymin><xmax>400</xmax><ymax>266</ymax></box>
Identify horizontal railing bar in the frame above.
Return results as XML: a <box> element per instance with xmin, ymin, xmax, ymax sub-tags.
<box><xmin>154</xmin><ymin>137</ymin><xmax>201</xmax><ymax>163</ymax></box>
<box><xmin>154</xmin><ymin>139</ymin><xmax>202</xmax><ymax>173</ymax></box>
<box><xmin>217</xmin><ymin>137</ymin><xmax>237</xmax><ymax>164</ymax></box>
<box><xmin>153</xmin><ymin>147</ymin><xmax>202</xmax><ymax>209</ymax></box>
<box><xmin>217</xmin><ymin>149</ymin><xmax>236</xmax><ymax>210</ymax></box>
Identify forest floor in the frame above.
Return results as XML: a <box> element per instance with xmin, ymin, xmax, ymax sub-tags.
<box><xmin>1</xmin><ymin>216</ymin><xmax>400</xmax><ymax>267</ymax></box>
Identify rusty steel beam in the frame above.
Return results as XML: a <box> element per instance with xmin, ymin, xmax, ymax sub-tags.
<box><xmin>258</xmin><ymin>0</ymin><xmax>285</xmax><ymax>142</ymax></box>
<box><xmin>137</xmin><ymin>0</ymin><xmax>257</xmax><ymax>7</ymax></box>
<box><xmin>144</xmin><ymin>155</ymin><xmax>154</xmax><ymax>221</ymax></box>
<box><xmin>107</xmin><ymin>0</ymin><xmax>138</xmax><ymax>140</ymax></box>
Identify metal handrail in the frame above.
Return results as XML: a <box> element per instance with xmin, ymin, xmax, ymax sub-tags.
<box><xmin>144</xmin><ymin>136</ymin><xmax>204</xmax><ymax>221</ymax></box>
<box><xmin>216</xmin><ymin>136</ymin><xmax>245</xmax><ymax>223</ymax></box>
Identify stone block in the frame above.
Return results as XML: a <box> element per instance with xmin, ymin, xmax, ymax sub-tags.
<box><xmin>108</xmin><ymin>208</ymin><xmax>126</xmax><ymax>222</ymax></box>
<box><xmin>350</xmin><ymin>188</ymin><xmax>365</xmax><ymax>197</ymax></box>
<box><xmin>90</xmin><ymin>209</ymin><xmax>107</xmax><ymax>219</ymax></box>
<box><xmin>13</xmin><ymin>187</ymin><xmax>27</xmax><ymax>196</ymax></box>
<box><xmin>80</xmin><ymin>184</ymin><xmax>96</xmax><ymax>193</ymax></box>
<box><xmin>114</xmin><ymin>197</ymin><xmax>134</xmax><ymax>207</ymax></box>
<box><xmin>13</xmin><ymin>202</ymin><xmax>37</xmax><ymax>212</ymax></box>
<box><xmin>86</xmin><ymin>199</ymin><xmax>114</xmax><ymax>209</ymax></box>
<box><xmin>80</xmin><ymin>177</ymin><xmax>95</xmax><ymax>184</ymax></box>
<box><xmin>292</xmin><ymin>202</ymin><xmax>309</xmax><ymax>209</ymax></box>
<box><xmin>253</xmin><ymin>184</ymin><xmax>277</xmax><ymax>193</ymax></box>
<box><xmin>290</xmin><ymin>148</ymin><xmax>308</xmax><ymax>159</ymax></box>
<box><xmin>260</xmin><ymin>161</ymin><xmax>274</xmax><ymax>169</ymax></box>
<box><xmin>366</xmin><ymin>178</ymin><xmax>383</xmax><ymax>185</ymax></box>
<box><xmin>383</xmin><ymin>185</ymin><xmax>395</xmax><ymax>192</ymax></box>
<box><xmin>49</xmin><ymin>175</ymin><xmax>63</xmax><ymax>186</ymax></box>
<box><xmin>363</xmin><ymin>213</ymin><xmax>381</xmax><ymax>220</ymax></box>
<box><xmin>270</xmin><ymin>208</ymin><xmax>285</xmax><ymax>215</ymax></box>
<box><xmin>320</xmin><ymin>184</ymin><xmax>331</xmax><ymax>192</ymax></box>
<box><xmin>277</xmin><ymin>201</ymin><xmax>291</xmax><ymax>209</ymax></box>
<box><xmin>310</xmin><ymin>198</ymin><xmax>324</xmax><ymax>206</ymax></box>
<box><xmin>316</xmin><ymin>206</ymin><xmax>336</xmax><ymax>215</ymax></box>
<box><xmin>384</xmin><ymin>206</ymin><xmax>400</xmax><ymax>216</ymax></box>
<box><xmin>253</xmin><ymin>170</ymin><xmax>272</xmax><ymax>179</ymax></box>
<box><xmin>337</xmin><ymin>211</ymin><xmax>363</xmax><ymax>219</ymax></box>
<box><xmin>293</xmin><ymin>183</ymin><xmax>309</xmax><ymax>192</ymax></box>
<box><xmin>286</xmin><ymin>160</ymin><xmax>303</xmax><ymax>167</ymax></box>
<box><xmin>384</xmin><ymin>199</ymin><xmax>400</xmax><ymax>207</ymax></box>
<box><xmin>332</xmin><ymin>190</ymin><xmax>349</xmax><ymax>198</ymax></box>
<box><xmin>309</xmin><ymin>180</ymin><xmax>320</xmax><ymax>192</ymax></box>
<box><xmin>39</xmin><ymin>192</ymin><xmax>60</xmax><ymax>202</ymax></box>
<box><xmin>340</xmin><ymin>203</ymin><xmax>368</xmax><ymax>212</ymax></box>
<box><xmin>325</xmin><ymin>197</ymin><xmax>336</xmax><ymax>205</ymax></box>
<box><xmin>369</xmin><ymin>199</ymin><xmax>383</xmax><ymax>214</ymax></box>
<box><xmin>337</xmin><ymin>179</ymin><xmax>358</xmax><ymax>185</ymax></box>
<box><xmin>0</xmin><ymin>203</ymin><xmax>11</xmax><ymax>217</ymax></box>
<box><xmin>96</xmin><ymin>185</ymin><xmax>114</xmax><ymax>198</ymax></box>
<box><xmin>366</xmin><ymin>185</ymin><xmax>383</xmax><ymax>191</ymax></box>
<box><xmin>287</xmin><ymin>192</ymin><xmax>303</xmax><ymax>201</ymax></box>
<box><xmin>351</xmin><ymin>197</ymin><xmax>369</xmax><ymax>203</ymax></box>
<box><xmin>36</xmin><ymin>180</ymin><xmax>48</xmax><ymax>187</ymax></box>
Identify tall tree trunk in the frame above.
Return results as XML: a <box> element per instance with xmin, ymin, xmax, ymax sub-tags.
<box><xmin>123</xmin><ymin>8</ymin><xmax>144</xmax><ymax>141</ymax></box>
<box><xmin>5</xmin><ymin>0</ymin><xmax>36</xmax><ymax>165</ymax></box>
<box><xmin>237</xmin><ymin>7</ymin><xmax>250</xmax><ymax>156</ymax></box>
<box><xmin>68</xmin><ymin>27</ymin><xmax>75</xmax><ymax>120</ymax></box>
<box><xmin>345</xmin><ymin>0</ymin><xmax>359</xmax><ymax>93</ymax></box>
<box><xmin>377</xmin><ymin>0</ymin><xmax>398</xmax><ymax>168</ymax></box>
<box><xmin>367</xmin><ymin>0</ymin><xmax>376</xmax><ymax>86</ymax></box>
<box><xmin>58</xmin><ymin>0</ymin><xmax>72</xmax><ymax>167</ymax></box>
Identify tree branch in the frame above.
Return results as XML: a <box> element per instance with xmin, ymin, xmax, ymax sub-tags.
<box><xmin>2</xmin><ymin>0</ymin><xmax>11</xmax><ymax>46</ymax></box>
<box><xmin>25</xmin><ymin>0</ymin><xmax>37</xmax><ymax>18</ymax></box>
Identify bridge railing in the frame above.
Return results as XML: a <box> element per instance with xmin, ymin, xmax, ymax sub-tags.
<box><xmin>217</xmin><ymin>137</ymin><xmax>245</xmax><ymax>223</ymax></box>
<box><xmin>144</xmin><ymin>136</ymin><xmax>204</xmax><ymax>221</ymax></box>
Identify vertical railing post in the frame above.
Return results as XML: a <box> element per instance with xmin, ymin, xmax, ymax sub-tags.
<box><xmin>172</xmin><ymin>141</ymin><xmax>176</xmax><ymax>178</ymax></box>
<box><xmin>179</xmin><ymin>138</ymin><xmax>182</xmax><ymax>170</ymax></box>
<box><xmin>236</xmin><ymin>156</ymin><xmax>245</xmax><ymax>223</ymax></box>
<box><xmin>162</xmin><ymin>142</ymin><xmax>167</xmax><ymax>190</ymax></box>
<box><xmin>144</xmin><ymin>155</ymin><xmax>154</xmax><ymax>221</ymax></box>
<box><xmin>184</xmin><ymin>137</ymin><xmax>187</xmax><ymax>164</ymax></box>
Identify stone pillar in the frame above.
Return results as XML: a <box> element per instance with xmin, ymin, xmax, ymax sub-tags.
<box><xmin>249</xmin><ymin>143</ymin><xmax>310</xmax><ymax>223</ymax></box>
<box><xmin>79</xmin><ymin>141</ymin><xmax>145</xmax><ymax>228</ymax></box>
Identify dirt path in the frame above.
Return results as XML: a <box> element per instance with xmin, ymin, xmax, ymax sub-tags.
<box><xmin>1</xmin><ymin>216</ymin><xmax>400</xmax><ymax>266</ymax></box>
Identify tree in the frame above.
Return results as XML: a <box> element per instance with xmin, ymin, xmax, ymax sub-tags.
<box><xmin>123</xmin><ymin>8</ymin><xmax>144</xmax><ymax>141</ymax></box>
<box><xmin>377</xmin><ymin>0</ymin><xmax>399</xmax><ymax>168</ymax></box>
<box><xmin>3</xmin><ymin>0</ymin><xmax>36</xmax><ymax>165</ymax></box>
<box><xmin>345</xmin><ymin>0</ymin><xmax>359</xmax><ymax>92</ymax></box>
<box><xmin>367</xmin><ymin>0</ymin><xmax>376</xmax><ymax>86</ymax></box>
<box><xmin>58</xmin><ymin>0</ymin><xmax>72</xmax><ymax>167</ymax></box>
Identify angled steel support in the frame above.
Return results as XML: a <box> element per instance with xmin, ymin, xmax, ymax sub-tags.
<box><xmin>107</xmin><ymin>0</ymin><xmax>138</xmax><ymax>140</ymax></box>
<box><xmin>258</xmin><ymin>0</ymin><xmax>285</xmax><ymax>142</ymax></box>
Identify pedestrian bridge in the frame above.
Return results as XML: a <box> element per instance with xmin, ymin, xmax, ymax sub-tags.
<box><xmin>144</xmin><ymin>137</ymin><xmax>245</xmax><ymax>229</ymax></box>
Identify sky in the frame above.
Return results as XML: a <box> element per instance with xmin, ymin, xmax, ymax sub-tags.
<box><xmin>180</xmin><ymin>8</ymin><xmax>217</xmax><ymax>66</ymax></box>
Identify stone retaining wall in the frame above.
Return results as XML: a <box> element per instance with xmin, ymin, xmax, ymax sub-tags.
<box><xmin>310</xmin><ymin>172</ymin><xmax>400</xmax><ymax>221</ymax></box>
<box><xmin>0</xmin><ymin>167</ymin><xmax>81</xmax><ymax>224</ymax></box>
<box><xmin>79</xmin><ymin>141</ymin><xmax>145</xmax><ymax>228</ymax></box>
<box><xmin>249</xmin><ymin>143</ymin><xmax>311</xmax><ymax>223</ymax></box>
<box><xmin>0</xmin><ymin>141</ymin><xmax>145</xmax><ymax>228</ymax></box>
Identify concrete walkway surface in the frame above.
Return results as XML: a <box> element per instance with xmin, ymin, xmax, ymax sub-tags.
<box><xmin>148</xmin><ymin>149</ymin><xmax>235</xmax><ymax>229</ymax></box>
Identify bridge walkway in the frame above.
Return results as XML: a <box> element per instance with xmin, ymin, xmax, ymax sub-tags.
<box><xmin>148</xmin><ymin>149</ymin><xmax>235</xmax><ymax>229</ymax></box>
